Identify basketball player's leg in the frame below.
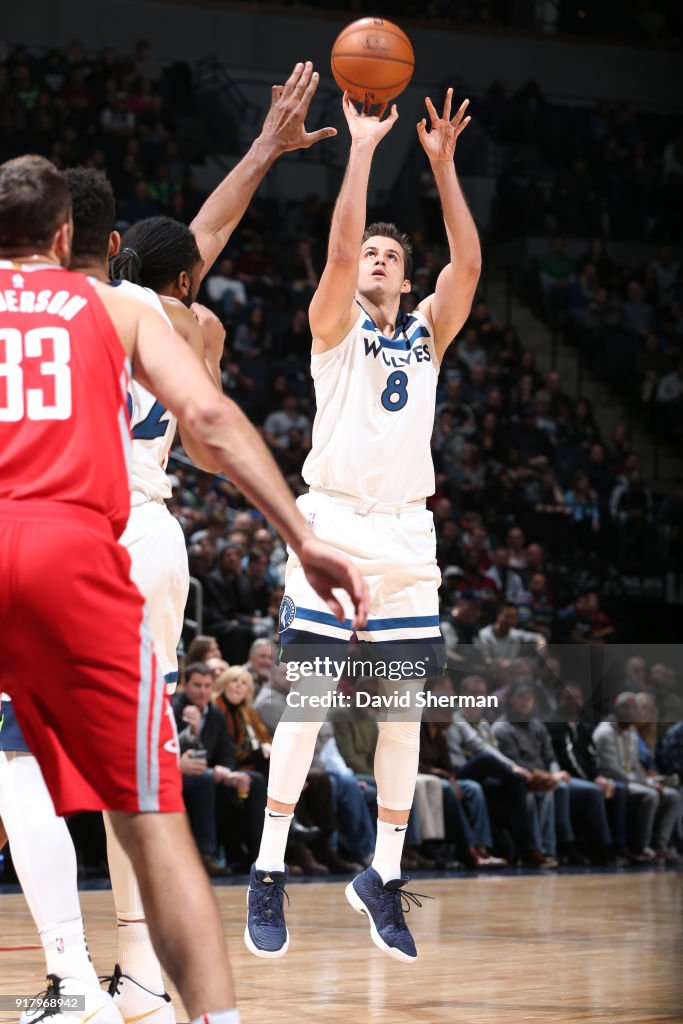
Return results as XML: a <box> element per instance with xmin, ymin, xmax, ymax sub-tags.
<box><xmin>2</xmin><ymin>512</ymin><xmax>239</xmax><ymax>1024</ymax></box>
<box><xmin>107</xmin><ymin>811</ymin><xmax>236</xmax><ymax>1019</ymax></box>
<box><xmin>345</xmin><ymin>508</ymin><xmax>443</xmax><ymax>961</ymax></box>
<box><xmin>0</xmin><ymin>742</ymin><xmax>120</xmax><ymax>1024</ymax></box>
<box><xmin>105</xmin><ymin>504</ymin><xmax>189</xmax><ymax>1019</ymax></box>
<box><xmin>344</xmin><ymin>689</ymin><xmax>427</xmax><ymax>964</ymax></box>
<box><xmin>102</xmin><ymin>816</ymin><xmax>172</xmax><ymax>1021</ymax></box>
<box><xmin>245</xmin><ymin>554</ymin><xmax>353</xmax><ymax>958</ymax></box>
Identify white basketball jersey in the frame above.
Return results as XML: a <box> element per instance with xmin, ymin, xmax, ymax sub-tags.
<box><xmin>114</xmin><ymin>279</ymin><xmax>177</xmax><ymax>505</ymax></box>
<box><xmin>303</xmin><ymin>305</ymin><xmax>438</xmax><ymax>504</ymax></box>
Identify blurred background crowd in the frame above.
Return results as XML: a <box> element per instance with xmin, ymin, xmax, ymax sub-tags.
<box><xmin>0</xmin><ymin>7</ymin><xmax>681</xmax><ymax>881</ymax></box>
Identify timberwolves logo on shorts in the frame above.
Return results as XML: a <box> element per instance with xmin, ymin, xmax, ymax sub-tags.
<box><xmin>279</xmin><ymin>596</ymin><xmax>296</xmax><ymax>632</ymax></box>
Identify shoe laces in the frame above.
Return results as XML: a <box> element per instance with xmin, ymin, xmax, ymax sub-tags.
<box><xmin>24</xmin><ymin>977</ymin><xmax>63</xmax><ymax>1020</ymax></box>
<box><xmin>385</xmin><ymin>885</ymin><xmax>433</xmax><ymax>929</ymax></box>
<box><xmin>100</xmin><ymin>970</ymin><xmax>121</xmax><ymax>998</ymax></box>
<box><xmin>254</xmin><ymin>877</ymin><xmax>289</xmax><ymax>924</ymax></box>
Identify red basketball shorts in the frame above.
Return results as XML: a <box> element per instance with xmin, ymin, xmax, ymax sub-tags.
<box><xmin>0</xmin><ymin>500</ymin><xmax>183</xmax><ymax>816</ymax></box>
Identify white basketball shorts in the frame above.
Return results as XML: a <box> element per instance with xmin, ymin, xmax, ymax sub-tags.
<box><xmin>119</xmin><ymin>501</ymin><xmax>189</xmax><ymax>682</ymax></box>
<box><xmin>279</xmin><ymin>489</ymin><xmax>443</xmax><ymax>649</ymax></box>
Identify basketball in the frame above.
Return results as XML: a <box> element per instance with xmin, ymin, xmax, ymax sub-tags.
<box><xmin>331</xmin><ymin>17</ymin><xmax>414</xmax><ymax>107</ymax></box>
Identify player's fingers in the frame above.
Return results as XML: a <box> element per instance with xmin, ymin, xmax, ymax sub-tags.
<box><xmin>387</xmin><ymin>103</ymin><xmax>399</xmax><ymax>124</ymax></box>
<box><xmin>342</xmin><ymin>91</ymin><xmax>356</xmax><ymax>117</ymax></box>
<box><xmin>375</xmin><ymin>101</ymin><xmax>389</xmax><ymax>119</ymax></box>
<box><xmin>451</xmin><ymin>98</ymin><xmax>470</xmax><ymax>126</ymax></box>
<box><xmin>336</xmin><ymin>563</ymin><xmax>369</xmax><ymax>630</ymax></box>
<box><xmin>282</xmin><ymin>61</ymin><xmax>304</xmax><ymax>97</ymax></box>
<box><xmin>350</xmin><ymin>578</ymin><xmax>370</xmax><ymax>631</ymax></box>
<box><xmin>299</xmin><ymin>69</ymin><xmax>320</xmax><ymax>109</ymax></box>
<box><xmin>455</xmin><ymin>115</ymin><xmax>472</xmax><ymax>136</ymax></box>
<box><xmin>304</xmin><ymin>126</ymin><xmax>338</xmax><ymax>147</ymax></box>
<box><xmin>362</xmin><ymin>95</ymin><xmax>372</xmax><ymax>115</ymax></box>
<box><xmin>425</xmin><ymin>96</ymin><xmax>439</xmax><ymax>122</ymax></box>
<box><xmin>293</xmin><ymin>60</ymin><xmax>314</xmax><ymax>99</ymax></box>
<box><xmin>325</xmin><ymin>592</ymin><xmax>346</xmax><ymax>622</ymax></box>
<box><xmin>271</xmin><ymin>85</ymin><xmax>283</xmax><ymax>103</ymax></box>
<box><xmin>416</xmin><ymin>117</ymin><xmax>427</xmax><ymax>133</ymax></box>
<box><xmin>443</xmin><ymin>86</ymin><xmax>453</xmax><ymax>121</ymax></box>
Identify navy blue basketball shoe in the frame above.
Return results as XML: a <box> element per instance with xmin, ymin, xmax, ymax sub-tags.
<box><xmin>345</xmin><ymin>866</ymin><xmax>430</xmax><ymax>963</ymax></box>
<box><xmin>244</xmin><ymin>864</ymin><xmax>290</xmax><ymax>958</ymax></box>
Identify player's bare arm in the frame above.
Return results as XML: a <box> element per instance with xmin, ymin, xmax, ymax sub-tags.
<box><xmin>159</xmin><ymin>297</ymin><xmax>225</xmax><ymax>473</ymax></box>
<box><xmin>190</xmin><ymin>61</ymin><xmax>336</xmax><ymax>278</ymax></box>
<box><xmin>415</xmin><ymin>89</ymin><xmax>481</xmax><ymax>360</ymax></box>
<box><xmin>309</xmin><ymin>93</ymin><xmax>399</xmax><ymax>352</ymax></box>
<box><xmin>95</xmin><ymin>281</ymin><xmax>369</xmax><ymax>629</ymax></box>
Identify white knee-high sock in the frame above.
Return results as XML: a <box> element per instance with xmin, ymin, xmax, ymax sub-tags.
<box><xmin>103</xmin><ymin>812</ymin><xmax>165</xmax><ymax>993</ymax></box>
<box><xmin>370</xmin><ymin>718</ymin><xmax>421</xmax><ymax>883</ymax></box>
<box><xmin>372</xmin><ymin>819</ymin><xmax>408</xmax><ymax>885</ymax></box>
<box><xmin>374</xmin><ymin>719</ymin><xmax>421</xmax><ymax>811</ymax></box>
<box><xmin>253</xmin><ymin>718</ymin><xmax>322</xmax><ymax>870</ymax></box>
<box><xmin>0</xmin><ymin>752</ymin><xmax>98</xmax><ymax>985</ymax></box>
<box><xmin>266</xmin><ymin>719</ymin><xmax>323</xmax><ymax>805</ymax></box>
<box><xmin>254</xmin><ymin>811</ymin><xmax>293</xmax><ymax>874</ymax></box>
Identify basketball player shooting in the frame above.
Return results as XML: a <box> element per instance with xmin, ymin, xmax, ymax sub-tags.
<box><xmin>245</xmin><ymin>88</ymin><xmax>481</xmax><ymax>962</ymax></box>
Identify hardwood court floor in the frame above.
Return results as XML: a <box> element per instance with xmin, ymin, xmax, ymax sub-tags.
<box><xmin>1</xmin><ymin>872</ymin><xmax>682</xmax><ymax>1024</ymax></box>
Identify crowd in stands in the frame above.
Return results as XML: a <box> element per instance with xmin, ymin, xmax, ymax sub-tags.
<box><xmin>534</xmin><ymin>235</ymin><xmax>683</xmax><ymax>469</ymax></box>
<box><xmin>491</xmin><ymin>84</ymin><xmax>682</xmax><ymax>245</ymax></box>
<box><xmin>171</xmin><ymin>0</ymin><xmax>683</xmax><ymax>43</ymax></box>
<box><xmin>0</xmin><ymin>39</ymin><xmax>203</xmax><ymax>224</ymax></box>
<box><xmin>0</xmin><ymin>38</ymin><xmax>681</xmax><ymax>881</ymax></box>
<box><xmin>150</xmin><ymin>634</ymin><xmax>682</xmax><ymax>877</ymax></box>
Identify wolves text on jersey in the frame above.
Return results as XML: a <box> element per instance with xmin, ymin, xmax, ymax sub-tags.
<box><xmin>363</xmin><ymin>335</ymin><xmax>432</xmax><ymax>368</ymax></box>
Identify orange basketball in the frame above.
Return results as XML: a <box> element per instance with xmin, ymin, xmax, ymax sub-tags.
<box><xmin>331</xmin><ymin>17</ymin><xmax>414</xmax><ymax>107</ymax></box>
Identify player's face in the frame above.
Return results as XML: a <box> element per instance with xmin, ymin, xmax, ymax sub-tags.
<box><xmin>358</xmin><ymin>236</ymin><xmax>410</xmax><ymax>303</ymax></box>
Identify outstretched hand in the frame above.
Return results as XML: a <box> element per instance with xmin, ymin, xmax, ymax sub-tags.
<box><xmin>298</xmin><ymin>536</ymin><xmax>369</xmax><ymax>631</ymax></box>
<box><xmin>342</xmin><ymin>91</ymin><xmax>398</xmax><ymax>146</ymax></box>
<box><xmin>417</xmin><ymin>88</ymin><xmax>471</xmax><ymax>163</ymax></box>
<box><xmin>261</xmin><ymin>61</ymin><xmax>337</xmax><ymax>152</ymax></box>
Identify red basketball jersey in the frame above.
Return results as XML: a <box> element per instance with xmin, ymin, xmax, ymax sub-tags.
<box><xmin>0</xmin><ymin>263</ymin><xmax>132</xmax><ymax>536</ymax></box>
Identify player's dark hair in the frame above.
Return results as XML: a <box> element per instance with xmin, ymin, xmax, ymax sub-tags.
<box><xmin>64</xmin><ymin>167</ymin><xmax>116</xmax><ymax>264</ymax></box>
<box><xmin>362</xmin><ymin>221</ymin><xmax>413</xmax><ymax>280</ymax></box>
<box><xmin>185</xmin><ymin>662</ymin><xmax>213</xmax><ymax>680</ymax></box>
<box><xmin>0</xmin><ymin>155</ymin><xmax>71</xmax><ymax>252</ymax></box>
<box><xmin>110</xmin><ymin>215</ymin><xmax>201</xmax><ymax>291</ymax></box>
